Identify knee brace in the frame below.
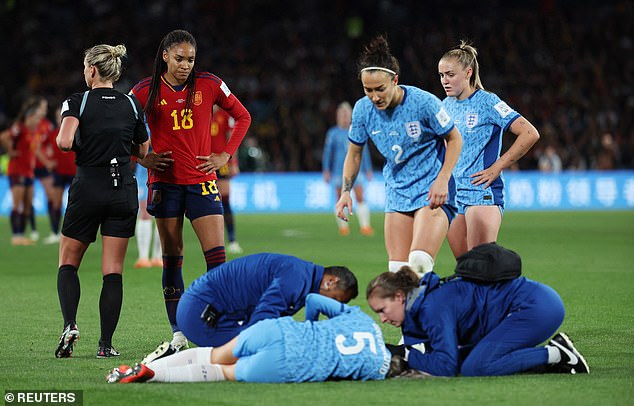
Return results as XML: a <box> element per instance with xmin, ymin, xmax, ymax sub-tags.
<box><xmin>408</xmin><ymin>250</ymin><xmax>434</xmax><ymax>276</ymax></box>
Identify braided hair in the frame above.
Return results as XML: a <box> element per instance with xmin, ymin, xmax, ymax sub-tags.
<box><xmin>145</xmin><ymin>29</ymin><xmax>197</xmax><ymax>117</ymax></box>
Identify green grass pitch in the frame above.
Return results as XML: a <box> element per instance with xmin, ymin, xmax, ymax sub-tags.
<box><xmin>1</xmin><ymin>211</ymin><xmax>632</xmax><ymax>405</ymax></box>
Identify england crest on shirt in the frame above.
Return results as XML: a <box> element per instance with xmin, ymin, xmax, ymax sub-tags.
<box><xmin>466</xmin><ymin>112</ymin><xmax>478</xmax><ymax>129</ymax></box>
<box><xmin>405</xmin><ymin>121</ymin><xmax>422</xmax><ymax>139</ymax></box>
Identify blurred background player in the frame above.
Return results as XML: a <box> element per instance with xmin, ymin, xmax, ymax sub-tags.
<box><xmin>211</xmin><ymin>104</ymin><xmax>243</xmax><ymax>254</ymax></box>
<box><xmin>439</xmin><ymin>41</ymin><xmax>539</xmax><ymax>258</ymax></box>
<box><xmin>323</xmin><ymin>101</ymin><xmax>373</xmax><ymax>237</ymax></box>
<box><xmin>0</xmin><ymin>96</ymin><xmax>48</xmax><ymax>245</ymax></box>
<box><xmin>133</xmin><ymin>159</ymin><xmax>163</xmax><ymax>268</ymax></box>
<box><xmin>31</xmin><ymin>97</ymin><xmax>57</xmax><ymax>243</ymax></box>
<box><xmin>44</xmin><ymin>106</ymin><xmax>76</xmax><ymax>244</ymax></box>
<box><xmin>132</xmin><ymin>30</ymin><xmax>251</xmax><ymax>351</ymax></box>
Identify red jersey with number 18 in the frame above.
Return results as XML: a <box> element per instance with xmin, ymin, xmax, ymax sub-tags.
<box><xmin>132</xmin><ymin>72</ymin><xmax>250</xmax><ymax>185</ymax></box>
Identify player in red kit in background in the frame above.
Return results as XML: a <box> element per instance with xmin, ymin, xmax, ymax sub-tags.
<box><xmin>46</xmin><ymin>106</ymin><xmax>76</xmax><ymax>244</ymax></box>
<box><xmin>210</xmin><ymin>105</ymin><xmax>243</xmax><ymax>254</ymax></box>
<box><xmin>132</xmin><ymin>29</ymin><xmax>251</xmax><ymax>352</ymax></box>
<box><xmin>1</xmin><ymin>96</ymin><xmax>48</xmax><ymax>245</ymax></box>
<box><xmin>31</xmin><ymin>98</ymin><xmax>56</xmax><ymax>242</ymax></box>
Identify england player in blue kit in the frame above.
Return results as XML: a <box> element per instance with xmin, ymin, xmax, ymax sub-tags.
<box><xmin>438</xmin><ymin>41</ymin><xmax>539</xmax><ymax>258</ymax></box>
<box><xmin>336</xmin><ymin>35</ymin><xmax>462</xmax><ymax>276</ymax></box>
<box><xmin>140</xmin><ymin>253</ymin><xmax>358</xmax><ymax>365</ymax></box>
<box><xmin>367</xmin><ymin>244</ymin><xmax>589</xmax><ymax>377</ymax></box>
<box><xmin>323</xmin><ymin>101</ymin><xmax>374</xmax><ymax>236</ymax></box>
<box><xmin>107</xmin><ymin>293</ymin><xmax>392</xmax><ymax>383</ymax></box>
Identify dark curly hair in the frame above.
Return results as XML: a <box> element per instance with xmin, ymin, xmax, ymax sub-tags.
<box><xmin>357</xmin><ymin>34</ymin><xmax>400</xmax><ymax>78</ymax></box>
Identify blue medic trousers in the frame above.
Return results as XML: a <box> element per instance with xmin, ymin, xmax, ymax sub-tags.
<box><xmin>460</xmin><ymin>282</ymin><xmax>565</xmax><ymax>376</ymax></box>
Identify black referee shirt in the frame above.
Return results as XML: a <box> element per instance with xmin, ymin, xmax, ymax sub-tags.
<box><xmin>61</xmin><ymin>88</ymin><xmax>148</xmax><ymax>166</ymax></box>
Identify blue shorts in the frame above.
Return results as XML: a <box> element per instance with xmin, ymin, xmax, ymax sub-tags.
<box><xmin>455</xmin><ymin>183</ymin><xmax>504</xmax><ymax>215</ymax></box>
<box><xmin>393</xmin><ymin>203</ymin><xmax>457</xmax><ymax>224</ymax></box>
<box><xmin>460</xmin><ymin>204</ymin><xmax>504</xmax><ymax>217</ymax></box>
<box><xmin>34</xmin><ymin>167</ymin><xmax>51</xmax><ymax>178</ymax></box>
<box><xmin>234</xmin><ymin>319</ymin><xmax>287</xmax><ymax>383</ymax></box>
<box><xmin>147</xmin><ymin>181</ymin><xmax>223</xmax><ymax>220</ymax></box>
<box><xmin>440</xmin><ymin>203</ymin><xmax>457</xmax><ymax>224</ymax></box>
<box><xmin>9</xmin><ymin>175</ymin><xmax>34</xmax><ymax>187</ymax></box>
<box><xmin>176</xmin><ymin>292</ymin><xmax>247</xmax><ymax>347</ymax></box>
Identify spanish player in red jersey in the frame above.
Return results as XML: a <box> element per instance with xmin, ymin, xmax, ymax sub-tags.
<box><xmin>210</xmin><ymin>105</ymin><xmax>243</xmax><ymax>254</ymax></box>
<box><xmin>132</xmin><ymin>29</ymin><xmax>251</xmax><ymax>352</ymax></box>
<box><xmin>45</xmin><ymin>106</ymin><xmax>76</xmax><ymax>244</ymax></box>
<box><xmin>0</xmin><ymin>96</ymin><xmax>47</xmax><ymax>245</ymax></box>
<box><xmin>32</xmin><ymin>100</ymin><xmax>59</xmax><ymax>243</ymax></box>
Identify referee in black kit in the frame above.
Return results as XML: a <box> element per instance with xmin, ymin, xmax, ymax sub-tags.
<box><xmin>54</xmin><ymin>43</ymin><xmax>149</xmax><ymax>359</ymax></box>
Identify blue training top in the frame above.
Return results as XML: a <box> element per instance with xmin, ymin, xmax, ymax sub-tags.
<box><xmin>185</xmin><ymin>253</ymin><xmax>325</xmax><ymax>328</ymax></box>
<box><xmin>323</xmin><ymin>124</ymin><xmax>372</xmax><ymax>188</ymax></box>
<box><xmin>401</xmin><ymin>272</ymin><xmax>543</xmax><ymax>376</ymax></box>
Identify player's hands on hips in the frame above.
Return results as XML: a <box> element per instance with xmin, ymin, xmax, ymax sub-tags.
<box><xmin>139</xmin><ymin>151</ymin><xmax>174</xmax><ymax>171</ymax></box>
<box><xmin>470</xmin><ymin>164</ymin><xmax>502</xmax><ymax>189</ymax></box>
<box><xmin>427</xmin><ymin>178</ymin><xmax>448</xmax><ymax>209</ymax></box>
<box><xmin>196</xmin><ymin>152</ymin><xmax>230</xmax><ymax>175</ymax></box>
<box><xmin>335</xmin><ymin>191</ymin><xmax>353</xmax><ymax>222</ymax></box>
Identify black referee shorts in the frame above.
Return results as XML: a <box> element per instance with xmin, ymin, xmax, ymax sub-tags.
<box><xmin>61</xmin><ymin>166</ymin><xmax>139</xmax><ymax>243</ymax></box>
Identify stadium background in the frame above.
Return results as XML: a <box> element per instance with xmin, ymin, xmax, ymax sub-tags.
<box><xmin>0</xmin><ymin>0</ymin><xmax>632</xmax><ymax>173</ymax></box>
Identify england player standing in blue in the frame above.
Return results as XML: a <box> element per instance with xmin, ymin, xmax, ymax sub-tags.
<box><xmin>108</xmin><ymin>293</ymin><xmax>392</xmax><ymax>383</ymax></box>
<box><xmin>323</xmin><ymin>101</ymin><xmax>374</xmax><ymax>237</ymax></box>
<box><xmin>439</xmin><ymin>41</ymin><xmax>540</xmax><ymax>258</ymax></box>
<box><xmin>140</xmin><ymin>253</ymin><xmax>359</xmax><ymax>364</ymax></box>
<box><xmin>336</xmin><ymin>35</ymin><xmax>462</xmax><ymax>275</ymax></box>
<box><xmin>366</xmin><ymin>246</ymin><xmax>590</xmax><ymax>377</ymax></box>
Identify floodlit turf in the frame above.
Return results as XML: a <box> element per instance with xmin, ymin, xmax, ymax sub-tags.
<box><xmin>0</xmin><ymin>211</ymin><xmax>632</xmax><ymax>405</ymax></box>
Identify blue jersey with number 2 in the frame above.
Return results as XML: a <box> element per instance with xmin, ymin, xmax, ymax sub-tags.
<box><xmin>349</xmin><ymin>85</ymin><xmax>455</xmax><ymax>212</ymax></box>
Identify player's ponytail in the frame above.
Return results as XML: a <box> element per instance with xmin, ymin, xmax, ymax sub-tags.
<box><xmin>366</xmin><ymin>267</ymin><xmax>419</xmax><ymax>300</ymax></box>
<box><xmin>441</xmin><ymin>40</ymin><xmax>484</xmax><ymax>90</ymax></box>
<box><xmin>84</xmin><ymin>44</ymin><xmax>127</xmax><ymax>83</ymax></box>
